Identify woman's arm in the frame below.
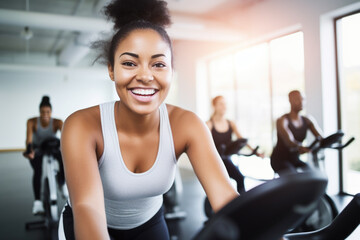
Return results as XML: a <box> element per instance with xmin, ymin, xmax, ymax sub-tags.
<box><xmin>61</xmin><ymin>109</ymin><xmax>109</xmax><ymax>240</ymax></box>
<box><xmin>54</xmin><ymin>118</ymin><xmax>64</xmax><ymax>133</ymax></box>
<box><xmin>230</xmin><ymin>121</ymin><xmax>264</xmax><ymax>157</ymax></box>
<box><xmin>172</xmin><ymin>109</ymin><xmax>238</xmax><ymax>212</ymax></box>
<box><xmin>229</xmin><ymin>120</ymin><xmax>244</xmax><ymax>140</ymax></box>
<box><xmin>24</xmin><ymin>118</ymin><xmax>35</xmax><ymax>159</ymax></box>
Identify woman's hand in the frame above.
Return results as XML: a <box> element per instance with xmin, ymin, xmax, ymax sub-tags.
<box><xmin>23</xmin><ymin>143</ymin><xmax>35</xmax><ymax>160</ymax></box>
<box><xmin>256</xmin><ymin>152</ymin><xmax>265</xmax><ymax>158</ymax></box>
<box><xmin>23</xmin><ymin>150</ymin><xmax>35</xmax><ymax>160</ymax></box>
<box><xmin>298</xmin><ymin>146</ymin><xmax>310</xmax><ymax>154</ymax></box>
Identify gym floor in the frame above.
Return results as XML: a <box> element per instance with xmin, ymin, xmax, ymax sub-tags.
<box><xmin>0</xmin><ymin>152</ymin><xmax>359</xmax><ymax>240</ymax></box>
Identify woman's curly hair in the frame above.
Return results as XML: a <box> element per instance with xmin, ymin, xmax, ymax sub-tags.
<box><xmin>93</xmin><ymin>0</ymin><xmax>173</xmax><ymax>67</ymax></box>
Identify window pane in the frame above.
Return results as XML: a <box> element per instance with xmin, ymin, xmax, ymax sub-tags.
<box><xmin>270</xmin><ymin>32</ymin><xmax>305</xmax><ymax>121</ymax></box>
<box><xmin>234</xmin><ymin>43</ymin><xmax>272</xmax><ymax>155</ymax></box>
<box><xmin>208</xmin><ymin>54</ymin><xmax>236</xmax><ymax>120</ymax></box>
<box><xmin>337</xmin><ymin>12</ymin><xmax>360</xmax><ymax>195</ymax></box>
<box><xmin>205</xmin><ymin>32</ymin><xmax>305</xmax><ymax>161</ymax></box>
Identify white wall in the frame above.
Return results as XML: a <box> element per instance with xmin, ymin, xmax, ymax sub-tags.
<box><xmin>0</xmin><ymin>62</ymin><xmax>117</xmax><ymax>149</ymax></box>
<box><xmin>172</xmin><ymin>40</ymin><xmax>235</xmax><ymax>113</ymax></box>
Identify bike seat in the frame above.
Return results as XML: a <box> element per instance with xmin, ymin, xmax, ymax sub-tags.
<box><xmin>193</xmin><ymin>170</ymin><xmax>328</xmax><ymax>240</ymax></box>
<box><xmin>40</xmin><ymin>137</ymin><xmax>60</xmax><ymax>155</ymax></box>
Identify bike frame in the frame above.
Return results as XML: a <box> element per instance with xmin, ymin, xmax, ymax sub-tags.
<box><xmin>41</xmin><ymin>152</ymin><xmax>59</xmax><ymax>222</ymax></box>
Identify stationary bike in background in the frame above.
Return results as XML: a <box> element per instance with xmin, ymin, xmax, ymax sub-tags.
<box><xmin>204</xmin><ymin>138</ymin><xmax>260</xmax><ymax>219</ymax></box>
<box><xmin>25</xmin><ymin>137</ymin><xmax>66</xmax><ymax>230</ymax></box>
<box><xmin>163</xmin><ymin>167</ymin><xmax>187</xmax><ymax>220</ymax></box>
<box><xmin>290</xmin><ymin>130</ymin><xmax>355</xmax><ymax>233</ymax></box>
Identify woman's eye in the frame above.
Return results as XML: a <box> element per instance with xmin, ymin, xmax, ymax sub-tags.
<box><xmin>154</xmin><ymin>63</ymin><xmax>166</xmax><ymax>68</ymax></box>
<box><xmin>122</xmin><ymin>62</ymin><xmax>136</xmax><ymax>67</ymax></box>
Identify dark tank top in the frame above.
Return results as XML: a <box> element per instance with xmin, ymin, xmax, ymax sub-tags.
<box><xmin>272</xmin><ymin>114</ymin><xmax>309</xmax><ymax>161</ymax></box>
<box><xmin>211</xmin><ymin>120</ymin><xmax>233</xmax><ymax>155</ymax></box>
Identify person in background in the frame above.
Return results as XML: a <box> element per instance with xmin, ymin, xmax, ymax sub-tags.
<box><xmin>270</xmin><ymin>90</ymin><xmax>323</xmax><ymax>176</ymax></box>
<box><xmin>23</xmin><ymin>95</ymin><xmax>67</xmax><ymax>215</ymax></box>
<box><xmin>207</xmin><ymin>95</ymin><xmax>264</xmax><ymax>193</ymax></box>
<box><xmin>58</xmin><ymin>1</ymin><xmax>238</xmax><ymax>239</ymax></box>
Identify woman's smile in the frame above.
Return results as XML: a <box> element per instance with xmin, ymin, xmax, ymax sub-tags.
<box><xmin>128</xmin><ymin>87</ymin><xmax>159</xmax><ymax>103</ymax></box>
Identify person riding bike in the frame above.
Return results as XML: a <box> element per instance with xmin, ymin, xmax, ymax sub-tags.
<box><xmin>207</xmin><ymin>95</ymin><xmax>263</xmax><ymax>193</ymax></box>
<box><xmin>23</xmin><ymin>95</ymin><xmax>67</xmax><ymax>215</ymax></box>
<box><xmin>270</xmin><ymin>90</ymin><xmax>323</xmax><ymax>175</ymax></box>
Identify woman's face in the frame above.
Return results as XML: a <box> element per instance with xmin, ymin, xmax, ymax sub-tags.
<box><xmin>214</xmin><ymin>97</ymin><xmax>227</xmax><ymax>116</ymax></box>
<box><xmin>108</xmin><ymin>29</ymin><xmax>173</xmax><ymax>115</ymax></box>
<box><xmin>40</xmin><ymin>106</ymin><xmax>52</xmax><ymax>123</ymax></box>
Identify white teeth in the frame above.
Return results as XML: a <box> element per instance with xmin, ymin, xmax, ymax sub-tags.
<box><xmin>131</xmin><ymin>88</ymin><xmax>156</xmax><ymax>96</ymax></box>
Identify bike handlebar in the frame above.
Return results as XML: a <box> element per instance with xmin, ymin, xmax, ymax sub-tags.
<box><xmin>240</xmin><ymin>146</ymin><xmax>259</xmax><ymax>157</ymax></box>
<box><xmin>331</xmin><ymin>137</ymin><xmax>355</xmax><ymax>150</ymax></box>
<box><xmin>40</xmin><ymin>137</ymin><xmax>60</xmax><ymax>155</ymax></box>
<box><xmin>308</xmin><ymin>130</ymin><xmax>355</xmax><ymax>152</ymax></box>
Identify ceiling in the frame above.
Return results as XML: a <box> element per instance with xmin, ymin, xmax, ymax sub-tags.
<box><xmin>0</xmin><ymin>0</ymin><xmax>260</xmax><ymax>67</ymax></box>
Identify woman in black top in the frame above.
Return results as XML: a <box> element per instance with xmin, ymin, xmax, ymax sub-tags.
<box><xmin>206</xmin><ymin>96</ymin><xmax>262</xmax><ymax>193</ymax></box>
<box><xmin>271</xmin><ymin>90</ymin><xmax>323</xmax><ymax>175</ymax></box>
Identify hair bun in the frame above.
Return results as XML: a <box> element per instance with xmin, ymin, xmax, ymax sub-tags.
<box><xmin>41</xmin><ymin>96</ymin><xmax>50</xmax><ymax>104</ymax></box>
<box><xmin>104</xmin><ymin>0</ymin><xmax>171</xmax><ymax>30</ymax></box>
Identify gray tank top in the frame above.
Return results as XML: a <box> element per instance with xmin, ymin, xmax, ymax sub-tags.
<box><xmin>98</xmin><ymin>101</ymin><xmax>177</xmax><ymax>230</ymax></box>
<box><xmin>32</xmin><ymin>118</ymin><xmax>55</xmax><ymax>148</ymax></box>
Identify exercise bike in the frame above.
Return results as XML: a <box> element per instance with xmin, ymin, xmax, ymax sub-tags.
<box><xmin>163</xmin><ymin>167</ymin><xmax>187</xmax><ymax>220</ymax></box>
<box><xmin>204</xmin><ymin>138</ymin><xmax>259</xmax><ymax>219</ymax></box>
<box><xmin>290</xmin><ymin>130</ymin><xmax>355</xmax><ymax>233</ymax></box>
<box><xmin>193</xmin><ymin>169</ymin><xmax>360</xmax><ymax>240</ymax></box>
<box><xmin>25</xmin><ymin>137</ymin><xmax>65</xmax><ymax>230</ymax></box>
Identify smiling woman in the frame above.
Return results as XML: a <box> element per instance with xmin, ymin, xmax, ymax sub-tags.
<box><xmin>58</xmin><ymin>0</ymin><xmax>238</xmax><ymax>240</ymax></box>
<box><xmin>109</xmin><ymin>29</ymin><xmax>173</xmax><ymax>115</ymax></box>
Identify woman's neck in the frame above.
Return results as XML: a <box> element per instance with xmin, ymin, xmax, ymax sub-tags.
<box><xmin>40</xmin><ymin>118</ymin><xmax>50</xmax><ymax>127</ymax></box>
<box><xmin>115</xmin><ymin>101</ymin><xmax>160</xmax><ymax>135</ymax></box>
<box><xmin>212</xmin><ymin>113</ymin><xmax>226</xmax><ymax>122</ymax></box>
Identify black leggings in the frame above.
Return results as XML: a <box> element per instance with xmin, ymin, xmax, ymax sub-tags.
<box><xmin>60</xmin><ymin>205</ymin><xmax>169</xmax><ymax>240</ymax></box>
<box><xmin>222</xmin><ymin>156</ymin><xmax>245</xmax><ymax>194</ymax></box>
<box><xmin>108</xmin><ymin>207</ymin><xmax>169</xmax><ymax>240</ymax></box>
<box><xmin>28</xmin><ymin>149</ymin><xmax>65</xmax><ymax>200</ymax></box>
<box><xmin>270</xmin><ymin>154</ymin><xmax>310</xmax><ymax>176</ymax></box>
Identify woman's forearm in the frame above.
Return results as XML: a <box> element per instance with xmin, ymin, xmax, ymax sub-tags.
<box><xmin>73</xmin><ymin>204</ymin><xmax>110</xmax><ymax>240</ymax></box>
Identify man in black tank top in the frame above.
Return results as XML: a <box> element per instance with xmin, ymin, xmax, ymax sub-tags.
<box><xmin>270</xmin><ymin>90</ymin><xmax>322</xmax><ymax>175</ymax></box>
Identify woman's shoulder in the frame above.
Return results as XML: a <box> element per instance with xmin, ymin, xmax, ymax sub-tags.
<box><xmin>63</xmin><ymin>105</ymin><xmax>101</xmax><ymax>132</ymax></box>
<box><xmin>228</xmin><ymin>119</ymin><xmax>236</xmax><ymax>126</ymax></box>
<box><xmin>166</xmin><ymin>104</ymin><xmax>200</xmax><ymax>123</ymax></box>
<box><xmin>27</xmin><ymin>117</ymin><xmax>37</xmax><ymax>123</ymax></box>
<box><xmin>166</xmin><ymin>104</ymin><xmax>207</xmax><ymax>133</ymax></box>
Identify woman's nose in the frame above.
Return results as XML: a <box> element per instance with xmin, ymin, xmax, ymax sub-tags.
<box><xmin>136</xmin><ymin>67</ymin><xmax>154</xmax><ymax>82</ymax></box>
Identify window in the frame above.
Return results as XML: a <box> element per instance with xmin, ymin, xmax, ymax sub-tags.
<box><xmin>208</xmin><ymin>54</ymin><xmax>236</xmax><ymax>120</ymax></box>
<box><xmin>336</xmin><ymin>12</ymin><xmax>360</xmax><ymax>195</ymax></box>
<box><xmin>234</xmin><ymin>43</ymin><xmax>271</xmax><ymax>152</ymax></box>
<box><xmin>206</xmin><ymin>32</ymin><xmax>305</xmax><ymax>156</ymax></box>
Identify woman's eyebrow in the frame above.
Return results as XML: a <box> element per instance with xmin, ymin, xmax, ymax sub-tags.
<box><xmin>119</xmin><ymin>52</ymin><xmax>166</xmax><ymax>59</ymax></box>
<box><xmin>119</xmin><ymin>52</ymin><xmax>139</xmax><ymax>58</ymax></box>
<box><xmin>151</xmin><ymin>54</ymin><xmax>166</xmax><ymax>59</ymax></box>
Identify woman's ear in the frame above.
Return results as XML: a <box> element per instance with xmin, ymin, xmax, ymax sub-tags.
<box><xmin>108</xmin><ymin>63</ymin><xmax>114</xmax><ymax>81</ymax></box>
